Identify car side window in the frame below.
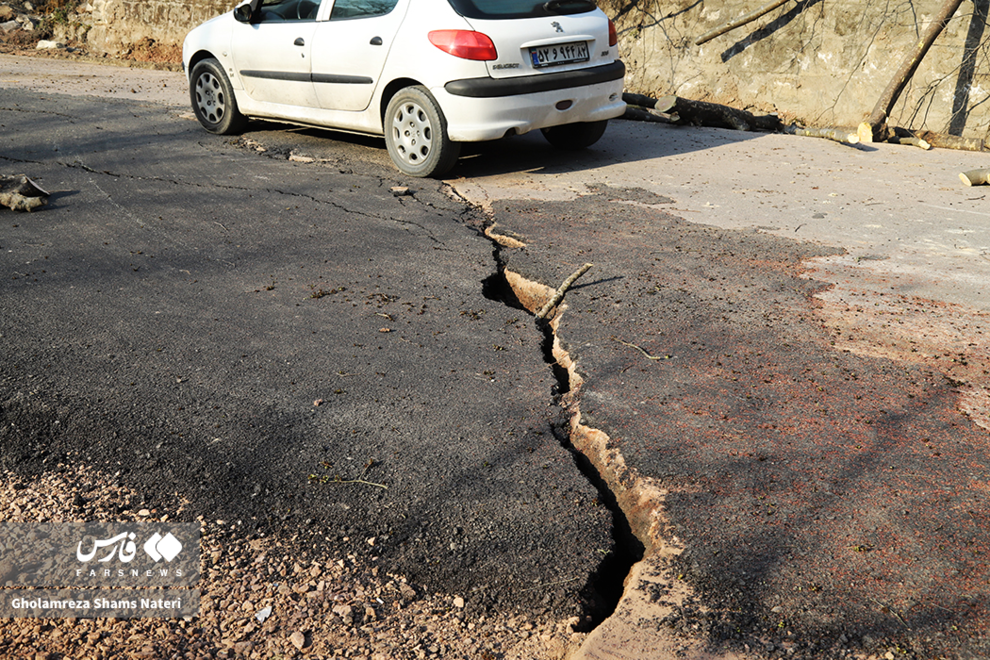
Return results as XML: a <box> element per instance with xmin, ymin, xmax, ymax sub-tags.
<box><xmin>257</xmin><ymin>0</ymin><xmax>320</xmax><ymax>21</ymax></box>
<box><xmin>329</xmin><ymin>0</ymin><xmax>399</xmax><ymax>20</ymax></box>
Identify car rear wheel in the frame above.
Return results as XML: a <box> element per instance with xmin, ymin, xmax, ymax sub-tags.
<box><xmin>190</xmin><ymin>58</ymin><xmax>246</xmax><ymax>135</ymax></box>
<box><xmin>385</xmin><ymin>87</ymin><xmax>460</xmax><ymax>178</ymax></box>
<box><xmin>541</xmin><ymin>120</ymin><xmax>608</xmax><ymax>150</ymax></box>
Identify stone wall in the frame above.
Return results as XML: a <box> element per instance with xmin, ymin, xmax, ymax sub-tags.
<box><xmin>79</xmin><ymin>0</ymin><xmax>231</xmax><ymax>55</ymax></box>
<box><xmin>609</xmin><ymin>0</ymin><xmax>990</xmax><ymax>138</ymax></box>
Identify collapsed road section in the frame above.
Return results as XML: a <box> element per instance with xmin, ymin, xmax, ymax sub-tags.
<box><xmin>472</xmin><ymin>184</ymin><xmax>990</xmax><ymax>660</ymax></box>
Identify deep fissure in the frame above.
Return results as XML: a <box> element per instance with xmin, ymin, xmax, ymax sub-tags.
<box><xmin>482</xmin><ymin>243</ymin><xmax>644</xmax><ymax>631</ymax></box>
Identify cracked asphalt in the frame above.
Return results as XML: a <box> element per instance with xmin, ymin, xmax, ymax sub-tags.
<box><xmin>0</xmin><ymin>86</ymin><xmax>613</xmax><ymax>621</ymax></box>
<box><xmin>486</xmin><ymin>189</ymin><xmax>990</xmax><ymax>658</ymax></box>
<box><xmin>4</xmin><ymin>53</ymin><xmax>990</xmax><ymax>660</ymax></box>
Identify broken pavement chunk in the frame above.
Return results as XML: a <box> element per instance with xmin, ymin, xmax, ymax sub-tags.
<box><xmin>0</xmin><ymin>175</ymin><xmax>49</xmax><ymax>212</ymax></box>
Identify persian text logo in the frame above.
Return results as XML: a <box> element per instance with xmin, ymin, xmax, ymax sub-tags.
<box><xmin>76</xmin><ymin>532</ymin><xmax>184</xmax><ymax>564</ymax></box>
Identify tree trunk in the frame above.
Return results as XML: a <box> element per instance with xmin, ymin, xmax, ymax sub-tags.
<box><xmin>865</xmin><ymin>0</ymin><xmax>965</xmax><ymax>140</ymax></box>
<box><xmin>911</xmin><ymin>129</ymin><xmax>985</xmax><ymax>151</ymax></box>
<box><xmin>785</xmin><ymin>125</ymin><xmax>860</xmax><ymax>144</ymax></box>
<box><xmin>654</xmin><ymin>95</ymin><xmax>781</xmax><ymax>132</ymax></box>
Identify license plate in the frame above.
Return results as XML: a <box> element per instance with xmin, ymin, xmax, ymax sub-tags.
<box><xmin>529</xmin><ymin>41</ymin><xmax>590</xmax><ymax>68</ymax></box>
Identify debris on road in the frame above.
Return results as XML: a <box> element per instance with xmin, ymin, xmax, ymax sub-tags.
<box><xmin>0</xmin><ymin>174</ymin><xmax>48</xmax><ymax>211</ymax></box>
<box><xmin>621</xmin><ymin>90</ymin><xmax>986</xmax><ymax>151</ymax></box>
<box><xmin>959</xmin><ymin>168</ymin><xmax>990</xmax><ymax>186</ymax></box>
<box><xmin>535</xmin><ymin>262</ymin><xmax>593</xmax><ymax>320</ymax></box>
<box><xmin>785</xmin><ymin>123</ymin><xmax>861</xmax><ymax>145</ymax></box>
<box><xmin>622</xmin><ymin>92</ymin><xmax>781</xmax><ymax>132</ymax></box>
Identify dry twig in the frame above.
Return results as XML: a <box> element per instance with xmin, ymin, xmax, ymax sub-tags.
<box><xmin>535</xmin><ymin>263</ymin><xmax>594</xmax><ymax>320</ymax></box>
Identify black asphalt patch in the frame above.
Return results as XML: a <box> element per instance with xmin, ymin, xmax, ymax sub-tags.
<box><xmin>491</xmin><ymin>186</ymin><xmax>990</xmax><ymax>658</ymax></box>
<box><xmin>0</xmin><ymin>90</ymin><xmax>613</xmax><ymax>618</ymax></box>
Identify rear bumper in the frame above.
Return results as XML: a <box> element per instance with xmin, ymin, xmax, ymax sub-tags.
<box><xmin>444</xmin><ymin>60</ymin><xmax>625</xmax><ymax>98</ymax></box>
<box><xmin>435</xmin><ymin>68</ymin><xmax>626</xmax><ymax>142</ymax></box>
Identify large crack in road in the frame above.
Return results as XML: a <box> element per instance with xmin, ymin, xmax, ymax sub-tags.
<box><xmin>480</xmin><ymin>233</ymin><xmax>646</xmax><ymax>633</ymax></box>
<box><xmin>470</xmin><ymin>185</ymin><xmax>990</xmax><ymax>660</ymax></box>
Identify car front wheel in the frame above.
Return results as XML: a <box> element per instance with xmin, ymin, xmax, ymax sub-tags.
<box><xmin>190</xmin><ymin>58</ymin><xmax>246</xmax><ymax>135</ymax></box>
<box><xmin>541</xmin><ymin>120</ymin><xmax>608</xmax><ymax>150</ymax></box>
<box><xmin>384</xmin><ymin>87</ymin><xmax>460</xmax><ymax>178</ymax></box>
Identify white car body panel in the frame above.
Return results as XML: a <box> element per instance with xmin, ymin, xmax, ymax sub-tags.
<box><xmin>231</xmin><ymin>21</ymin><xmax>320</xmax><ymax>107</ymax></box>
<box><xmin>310</xmin><ymin>0</ymin><xmax>410</xmax><ymax>112</ymax></box>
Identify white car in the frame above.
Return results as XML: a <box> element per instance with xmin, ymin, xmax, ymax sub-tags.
<box><xmin>182</xmin><ymin>0</ymin><xmax>625</xmax><ymax>177</ymax></box>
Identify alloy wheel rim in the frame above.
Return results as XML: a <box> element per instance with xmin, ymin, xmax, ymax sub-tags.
<box><xmin>195</xmin><ymin>72</ymin><xmax>226</xmax><ymax>124</ymax></box>
<box><xmin>391</xmin><ymin>101</ymin><xmax>433</xmax><ymax>167</ymax></box>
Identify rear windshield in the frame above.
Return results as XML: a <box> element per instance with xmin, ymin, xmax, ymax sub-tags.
<box><xmin>447</xmin><ymin>0</ymin><xmax>597</xmax><ymax>19</ymax></box>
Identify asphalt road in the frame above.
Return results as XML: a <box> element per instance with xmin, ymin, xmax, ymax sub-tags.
<box><xmin>0</xmin><ymin>87</ymin><xmax>614</xmax><ymax>619</ymax></box>
<box><xmin>4</xmin><ymin>54</ymin><xmax>990</xmax><ymax>660</ymax></box>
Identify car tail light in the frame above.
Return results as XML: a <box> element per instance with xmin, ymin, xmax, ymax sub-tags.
<box><xmin>608</xmin><ymin>19</ymin><xmax>617</xmax><ymax>47</ymax></box>
<box><xmin>428</xmin><ymin>30</ymin><xmax>498</xmax><ymax>61</ymax></box>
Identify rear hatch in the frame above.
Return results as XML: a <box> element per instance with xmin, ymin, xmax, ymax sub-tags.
<box><xmin>447</xmin><ymin>0</ymin><xmax>615</xmax><ymax>80</ymax></box>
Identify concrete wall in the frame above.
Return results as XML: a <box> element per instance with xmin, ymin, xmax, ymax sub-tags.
<box><xmin>610</xmin><ymin>0</ymin><xmax>990</xmax><ymax>138</ymax></box>
<box><xmin>77</xmin><ymin>0</ymin><xmax>990</xmax><ymax>138</ymax></box>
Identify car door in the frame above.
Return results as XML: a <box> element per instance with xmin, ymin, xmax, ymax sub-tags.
<box><xmin>310</xmin><ymin>0</ymin><xmax>407</xmax><ymax>112</ymax></box>
<box><xmin>230</xmin><ymin>0</ymin><xmax>322</xmax><ymax>108</ymax></box>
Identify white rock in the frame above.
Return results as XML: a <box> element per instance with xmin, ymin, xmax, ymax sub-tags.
<box><xmin>36</xmin><ymin>40</ymin><xmax>65</xmax><ymax>49</ymax></box>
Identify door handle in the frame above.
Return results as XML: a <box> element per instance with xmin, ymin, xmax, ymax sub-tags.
<box><xmin>370</xmin><ymin>36</ymin><xmax>383</xmax><ymax>45</ymax></box>
<box><xmin>294</xmin><ymin>37</ymin><xmax>305</xmax><ymax>46</ymax></box>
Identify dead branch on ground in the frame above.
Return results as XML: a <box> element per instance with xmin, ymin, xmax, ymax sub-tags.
<box><xmin>785</xmin><ymin>124</ymin><xmax>860</xmax><ymax>145</ymax></box>
<box><xmin>959</xmin><ymin>169</ymin><xmax>990</xmax><ymax>186</ymax></box>
<box><xmin>894</xmin><ymin>127</ymin><xmax>985</xmax><ymax>151</ymax></box>
<box><xmin>536</xmin><ymin>263</ymin><xmax>594</xmax><ymax>320</ymax></box>
<box><xmin>622</xmin><ymin>105</ymin><xmax>676</xmax><ymax>123</ymax></box>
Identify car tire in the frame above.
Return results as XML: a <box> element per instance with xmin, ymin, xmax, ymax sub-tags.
<box><xmin>384</xmin><ymin>87</ymin><xmax>460</xmax><ymax>178</ymax></box>
<box><xmin>190</xmin><ymin>58</ymin><xmax>247</xmax><ymax>135</ymax></box>
<box><xmin>541</xmin><ymin>120</ymin><xmax>608</xmax><ymax>150</ymax></box>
